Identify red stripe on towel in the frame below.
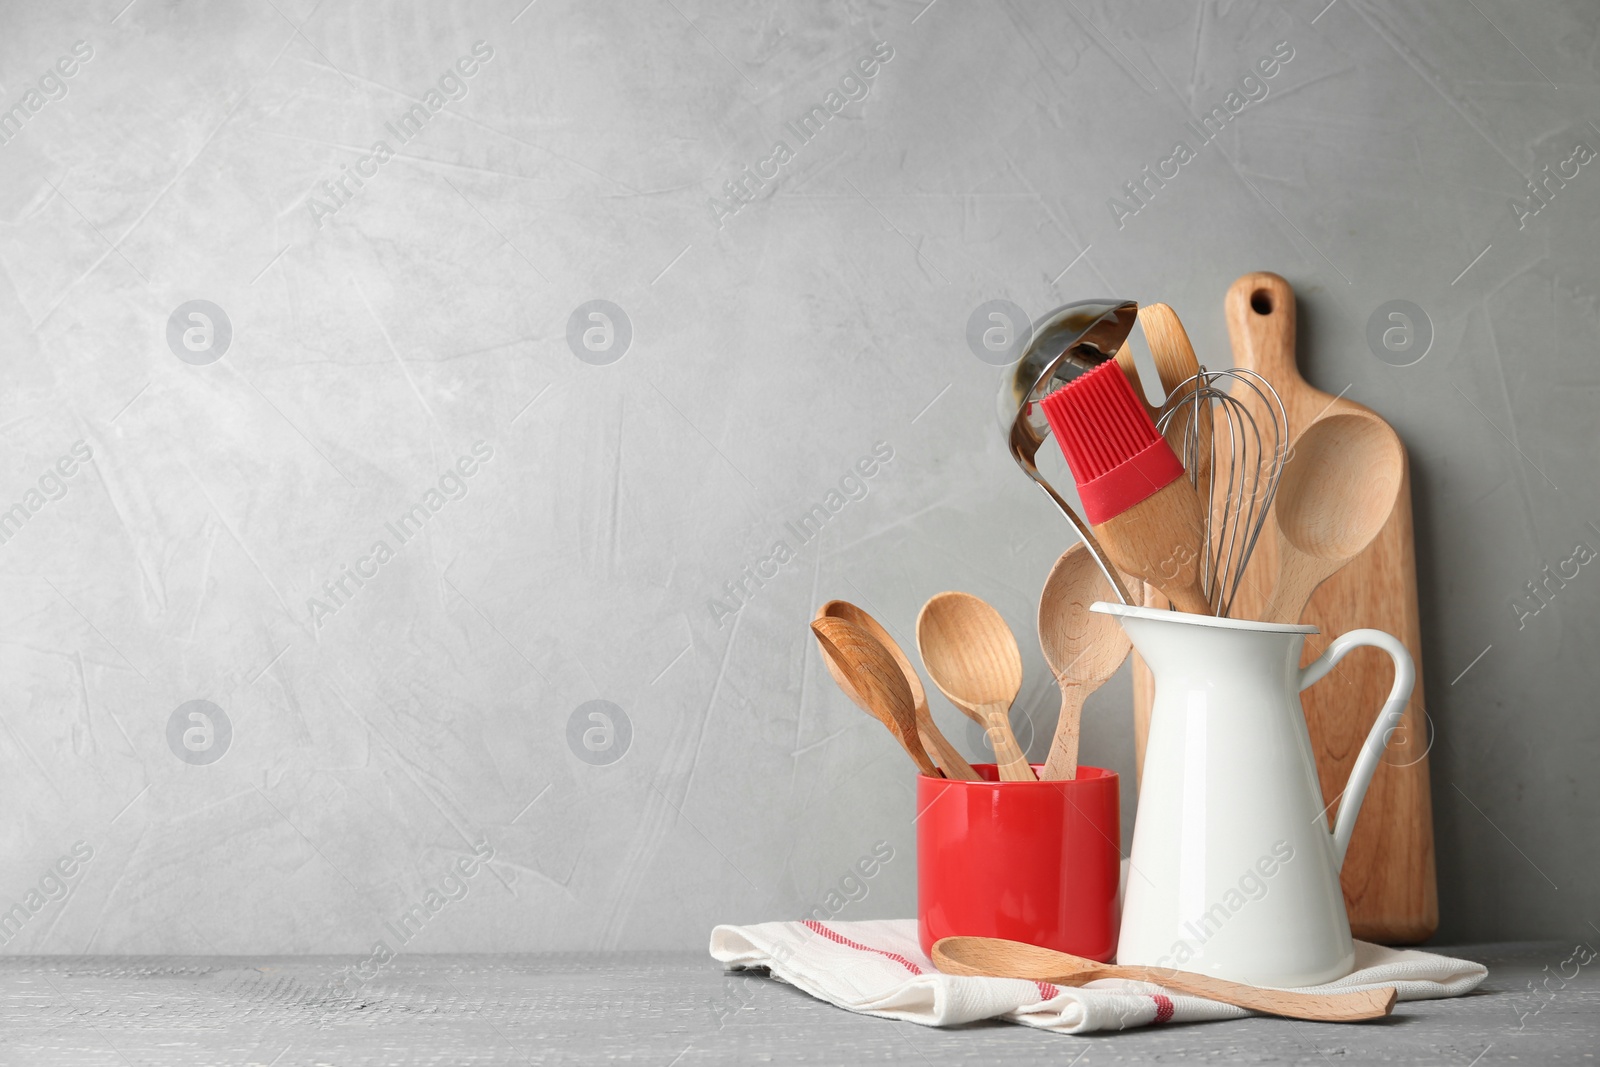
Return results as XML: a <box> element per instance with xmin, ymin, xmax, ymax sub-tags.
<box><xmin>801</xmin><ymin>921</ymin><xmax>924</xmax><ymax>975</ymax></box>
<box><xmin>1035</xmin><ymin>981</ymin><xmax>1060</xmax><ymax>1001</ymax></box>
<box><xmin>1151</xmin><ymin>993</ymin><xmax>1175</xmax><ymax>1023</ymax></box>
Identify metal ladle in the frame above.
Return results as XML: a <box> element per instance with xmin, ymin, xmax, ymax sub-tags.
<box><xmin>999</xmin><ymin>299</ymin><xmax>1139</xmax><ymax>605</ymax></box>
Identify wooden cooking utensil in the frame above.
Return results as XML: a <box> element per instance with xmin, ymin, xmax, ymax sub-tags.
<box><xmin>1039</xmin><ymin>363</ymin><xmax>1212</xmax><ymax>615</ymax></box>
<box><xmin>1131</xmin><ymin>303</ymin><xmax>1208</xmax><ymax>784</ymax></box>
<box><xmin>1092</xmin><ymin>481</ymin><xmax>1211</xmax><ymax>615</ymax></box>
<box><xmin>932</xmin><ymin>936</ymin><xmax>1398</xmax><ymax>1023</ymax></box>
<box><xmin>1140</xmin><ymin>302</ymin><xmax>1213</xmax><ymax>501</ymax></box>
<box><xmin>916</xmin><ymin>592</ymin><xmax>1035</xmax><ymax>781</ymax></box>
<box><xmin>815</xmin><ymin>601</ymin><xmax>979</xmax><ymax>781</ymax></box>
<box><xmin>811</xmin><ymin>617</ymin><xmax>939</xmax><ymax>777</ymax></box>
<box><xmin>1037</xmin><ymin>544</ymin><xmax>1132</xmax><ymax>779</ymax></box>
<box><xmin>1223</xmin><ymin>271</ymin><xmax>1436</xmax><ymax>944</ymax></box>
<box><xmin>1113</xmin><ymin>345</ymin><xmax>1154</xmax><ymax>417</ymax></box>
<box><xmin>1262</xmin><ymin>412</ymin><xmax>1404</xmax><ymax>625</ymax></box>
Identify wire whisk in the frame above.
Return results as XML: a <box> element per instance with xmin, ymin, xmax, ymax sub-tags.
<box><xmin>1155</xmin><ymin>367</ymin><xmax>1288</xmax><ymax>618</ymax></box>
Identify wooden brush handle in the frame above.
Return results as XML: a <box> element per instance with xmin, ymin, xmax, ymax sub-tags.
<box><xmin>1094</xmin><ymin>479</ymin><xmax>1211</xmax><ymax>615</ymax></box>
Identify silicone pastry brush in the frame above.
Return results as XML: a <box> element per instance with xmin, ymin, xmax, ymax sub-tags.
<box><xmin>1040</xmin><ymin>361</ymin><xmax>1210</xmax><ymax>615</ymax></box>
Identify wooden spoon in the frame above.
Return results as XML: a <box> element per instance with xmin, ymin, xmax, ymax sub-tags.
<box><xmin>916</xmin><ymin>592</ymin><xmax>1034</xmax><ymax>782</ymax></box>
<box><xmin>1037</xmin><ymin>544</ymin><xmax>1132</xmax><ymax>780</ymax></box>
<box><xmin>932</xmin><ymin>936</ymin><xmax>1398</xmax><ymax>1023</ymax></box>
<box><xmin>815</xmin><ymin>602</ymin><xmax>978</xmax><ymax>780</ymax></box>
<box><xmin>811</xmin><ymin>617</ymin><xmax>939</xmax><ymax>777</ymax></box>
<box><xmin>1262</xmin><ymin>412</ymin><xmax>1404</xmax><ymax>625</ymax></box>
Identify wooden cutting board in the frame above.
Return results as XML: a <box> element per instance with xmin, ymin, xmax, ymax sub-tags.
<box><xmin>1128</xmin><ymin>273</ymin><xmax>1437</xmax><ymax>942</ymax></box>
<box><xmin>1221</xmin><ymin>271</ymin><xmax>1436</xmax><ymax>944</ymax></box>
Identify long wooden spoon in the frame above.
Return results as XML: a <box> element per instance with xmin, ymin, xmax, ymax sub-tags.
<box><xmin>916</xmin><ymin>592</ymin><xmax>1034</xmax><ymax>781</ymax></box>
<box><xmin>1037</xmin><ymin>544</ymin><xmax>1132</xmax><ymax>779</ymax></box>
<box><xmin>1262</xmin><ymin>411</ymin><xmax>1404</xmax><ymax>625</ymax></box>
<box><xmin>816</xmin><ymin>601</ymin><xmax>979</xmax><ymax>781</ymax></box>
<box><xmin>812</xmin><ymin>617</ymin><xmax>939</xmax><ymax>777</ymax></box>
<box><xmin>932</xmin><ymin>936</ymin><xmax>1398</xmax><ymax>1023</ymax></box>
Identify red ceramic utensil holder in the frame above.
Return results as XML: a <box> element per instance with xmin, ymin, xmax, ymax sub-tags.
<box><xmin>917</xmin><ymin>764</ymin><xmax>1120</xmax><ymax>961</ymax></box>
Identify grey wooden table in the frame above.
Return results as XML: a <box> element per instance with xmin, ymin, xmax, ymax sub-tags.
<box><xmin>0</xmin><ymin>943</ymin><xmax>1591</xmax><ymax>1065</ymax></box>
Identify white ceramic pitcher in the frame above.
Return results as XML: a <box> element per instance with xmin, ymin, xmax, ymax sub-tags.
<box><xmin>1094</xmin><ymin>603</ymin><xmax>1415</xmax><ymax>988</ymax></box>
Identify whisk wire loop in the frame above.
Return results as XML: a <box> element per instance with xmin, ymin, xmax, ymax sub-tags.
<box><xmin>1155</xmin><ymin>367</ymin><xmax>1287</xmax><ymax>617</ymax></box>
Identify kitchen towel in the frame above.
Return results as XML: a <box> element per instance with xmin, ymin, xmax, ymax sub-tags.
<box><xmin>709</xmin><ymin>919</ymin><xmax>1487</xmax><ymax>1034</ymax></box>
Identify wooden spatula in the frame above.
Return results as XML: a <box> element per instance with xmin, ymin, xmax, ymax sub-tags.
<box><xmin>1130</xmin><ymin>303</ymin><xmax>1208</xmax><ymax>784</ymax></box>
<box><xmin>1140</xmin><ymin>302</ymin><xmax>1212</xmax><ymax>501</ymax></box>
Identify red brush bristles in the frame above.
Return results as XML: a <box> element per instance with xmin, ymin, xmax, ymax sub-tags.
<box><xmin>1041</xmin><ymin>362</ymin><xmax>1160</xmax><ymax>481</ymax></box>
<box><xmin>1039</xmin><ymin>361</ymin><xmax>1186</xmax><ymax>525</ymax></box>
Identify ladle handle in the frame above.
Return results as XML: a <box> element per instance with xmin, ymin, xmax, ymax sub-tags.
<box><xmin>1021</xmin><ymin>468</ymin><xmax>1134</xmax><ymax>605</ymax></box>
<box><xmin>1298</xmin><ymin>629</ymin><xmax>1416</xmax><ymax>868</ymax></box>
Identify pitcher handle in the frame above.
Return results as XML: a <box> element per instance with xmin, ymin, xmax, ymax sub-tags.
<box><xmin>1297</xmin><ymin>628</ymin><xmax>1416</xmax><ymax>869</ymax></box>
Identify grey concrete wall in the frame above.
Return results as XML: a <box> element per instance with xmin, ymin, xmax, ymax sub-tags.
<box><xmin>0</xmin><ymin>0</ymin><xmax>1594</xmax><ymax>954</ymax></box>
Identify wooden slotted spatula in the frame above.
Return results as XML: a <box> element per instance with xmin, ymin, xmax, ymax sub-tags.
<box><xmin>932</xmin><ymin>936</ymin><xmax>1398</xmax><ymax>1023</ymax></box>
<box><xmin>1130</xmin><ymin>303</ymin><xmax>1207</xmax><ymax>785</ymax></box>
<box><xmin>1140</xmin><ymin>303</ymin><xmax>1213</xmax><ymax>501</ymax></box>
